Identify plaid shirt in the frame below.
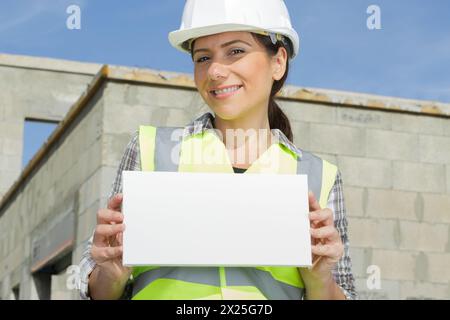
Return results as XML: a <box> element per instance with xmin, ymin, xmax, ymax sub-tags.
<box><xmin>78</xmin><ymin>112</ymin><xmax>357</xmax><ymax>300</ymax></box>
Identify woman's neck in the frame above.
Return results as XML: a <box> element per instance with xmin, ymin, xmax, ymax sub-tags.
<box><xmin>213</xmin><ymin>110</ymin><xmax>275</xmax><ymax>168</ymax></box>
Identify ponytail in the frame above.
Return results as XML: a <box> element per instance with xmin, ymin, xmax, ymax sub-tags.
<box><xmin>268</xmin><ymin>98</ymin><xmax>293</xmax><ymax>142</ymax></box>
<box><xmin>252</xmin><ymin>33</ymin><xmax>294</xmax><ymax>142</ymax></box>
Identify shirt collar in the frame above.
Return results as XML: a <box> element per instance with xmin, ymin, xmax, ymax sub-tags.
<box><xmin>185</xmin><ymin>112</ymin><xmax>303</xmax><ymax>159</ymax></box>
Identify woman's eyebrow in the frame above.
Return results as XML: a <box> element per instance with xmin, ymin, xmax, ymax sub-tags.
<box><xmin>193</xmin><ymin>40</ymin><xmax>252</xmax><ymax>55</ymax></box>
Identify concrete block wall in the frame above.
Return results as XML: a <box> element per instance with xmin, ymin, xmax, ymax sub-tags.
<box><xmin>282</xmin><ymin>101</ymin><xmax>450</xmax><ymax>299</ymax></box>
<box><xmin>0</xmin><ymin>61</ymin><xmax>96</xmax><ymax>200</ymax></box>
<box><xmin>0</xmin><ymin>85</ymin><xmax>106</xmax><ymax>299</ymax></box>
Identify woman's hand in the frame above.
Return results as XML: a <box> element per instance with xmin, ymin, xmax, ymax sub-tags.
<box><xmin>308</xmin><ymin>191</ymin><xmax>344</xmax><ymax>276</ymax></box>
<box><xmin>298</xmin><ymin>192</ymin><xmax>346</xmax><ymax>299</ymax></box>
<box><xmin>89</xmin><ymin>193</ymin><xmax>131</xmax><ymax>299</ymax></box>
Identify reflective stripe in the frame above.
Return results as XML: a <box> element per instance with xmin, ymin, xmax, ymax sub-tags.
<box><xmin>219</xmin><ymin>266</ymin><xmax>226</xmax><ymax>286</ymax></box>
<box><xmin>319</xmin><ymin>160</ymin><xmax>338</xmax><ymax>209</ymax></box>
<box><xmin>225</xmin><ymin>268</ymin><xmax>304</xmax><ymax>300</ymax></box>
<box><xmin>133</xmin><ymin>267</ymin><xmax>220</xmax><ymax>297</ymax></box>
<box><xmin>133</xmin><ymin>279</ymin><xmax>222</xmax><ymax>300</ymax></box>
<box><xmin>297</xmin><ymin>150</ymin><xmax>323</xmax><ymax>201</ymax></box>
<box><xmin>138</xmin><ymin>126</ymin><xmax>156</xmax><ymax>172</ymax></box>
<box><xmin>255</xmin><ymin>266</ymin><xmax>304</xmax><ymax>288</ymax></box>
<box><xmin>154</xmin><ymin>127</ymin><xmax>182</xmax><ymax>171</ymax></box>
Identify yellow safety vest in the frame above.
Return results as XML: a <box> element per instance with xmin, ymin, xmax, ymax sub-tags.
<box><xmin>131</xmin><ymin>125</ymin><xmax>338</xmax><ymax>300</ymax></box>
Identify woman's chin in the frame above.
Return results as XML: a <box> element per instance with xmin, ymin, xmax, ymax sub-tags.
<box><xmin>211</xmin><ymin>104</ymin><xmax>245</xmax><ymax>120</ymax></box>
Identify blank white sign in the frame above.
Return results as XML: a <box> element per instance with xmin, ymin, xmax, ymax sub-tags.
<box><xmin>122</xmin><ymin>171</ymin><xmax>312</xmax><ymax>267</ymax></box>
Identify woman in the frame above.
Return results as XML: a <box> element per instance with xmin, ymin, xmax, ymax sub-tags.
<box><xmin>79</xmin><ymin>0</ymin><xmax>357</xmax><ymax>300</ymax></box>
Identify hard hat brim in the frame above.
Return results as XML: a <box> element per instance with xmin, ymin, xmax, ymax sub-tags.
<box><xmin>168</xmin><ymin>23</ymin><xmax>299</xmax><ymax>60</ymax></box>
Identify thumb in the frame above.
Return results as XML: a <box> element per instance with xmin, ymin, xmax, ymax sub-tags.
<box><xmin>108</xmin><ymin>193</ymin><xmax>123</xmax><ymax>211</ymax></box>
<box><xmin>308</xmin><ymin>191</ymin><xmax>321</xmax><ymax>212</ymax></box>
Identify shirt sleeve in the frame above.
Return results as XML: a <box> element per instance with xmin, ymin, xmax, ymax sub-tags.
<box><xmin>327</xmin><ymin>170</ymin><xmax>358</xmax><ymax>300</ymax></box>
<box><xmin>78</xmin><ymin>131</ymin><xmax>141</xmax><ymax>300</ymax></box>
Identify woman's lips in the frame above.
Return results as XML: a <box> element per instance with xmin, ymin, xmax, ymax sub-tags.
<box><xmin>210</xmin><ymin>86</ymin><xmax>243</xmax><ymax>100</ymax></box>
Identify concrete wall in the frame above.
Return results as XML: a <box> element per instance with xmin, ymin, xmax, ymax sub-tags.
<box><xmin>0</xmin><ymin>85</ymin><xmax>105</xmax><ymax>299</ymax></box>
<box><xmin>282</xmin><ymin>101</ymin><xmax>450</xmax><ymax>299</ymax></box>
<box><xmin>0</xmin><ymin>53</ymin><xmax>449</xmax><ymax>299</ymax></box>
<box><xmin>0</xmin><ymin>54</ymin><xmax>100</xmax><ymax>200</ymax></box>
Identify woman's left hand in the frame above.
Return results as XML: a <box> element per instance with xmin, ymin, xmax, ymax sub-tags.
<box><xmin>299</xmin><ymin>192</ymin><xmax>344</xmax><ymax>283</ymax></box>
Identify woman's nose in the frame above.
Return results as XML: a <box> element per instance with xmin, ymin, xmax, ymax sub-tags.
<box><xmin>208</xmin><ymin>62</ymin><xmax>228</xmax><ymax>81</ymax></box>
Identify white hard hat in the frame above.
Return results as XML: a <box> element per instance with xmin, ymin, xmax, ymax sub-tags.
<box><xmin>168</xmin><ymin>0</ymin><xmax>300</xmax><ymax>60</ymax></box>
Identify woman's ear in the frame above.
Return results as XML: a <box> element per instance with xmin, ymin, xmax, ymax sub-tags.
<box><xmin>272</xmin><ymin>46</ymin><xmax>288</xmax><ymax>81</ymax></box>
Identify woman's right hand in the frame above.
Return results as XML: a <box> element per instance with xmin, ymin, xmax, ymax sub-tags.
<box><xmin>90</xmin><ymin>193</ymin><xmax>131</xmax><ymax>290</ymax></box>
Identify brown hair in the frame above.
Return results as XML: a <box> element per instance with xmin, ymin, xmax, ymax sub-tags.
<box><xmin>251</xmin><ymin>33</ymin><xmax>293</xmax><ymax>142</ymax></box>
<box><xmin>190</xmin><ymin>32</ymin><xmax>294</xmax><ymax>142</ymax></box>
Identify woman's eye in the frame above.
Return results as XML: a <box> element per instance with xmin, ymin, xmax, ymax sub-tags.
<box><xmin>196</xmin><ymin>56</ymin><xmax>209</xmax><ymax>63</ymax></box>
<box><xmin>195</xmin><ymin>49</ymin><xmax>244</xmax><ymax>63</ymax></box>
<box><xmin>230</xmin><ymin>48</ymin><xmax>245</xmax><ymax>55</ymax></box>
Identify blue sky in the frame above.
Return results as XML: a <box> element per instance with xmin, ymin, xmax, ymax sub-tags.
<box><xmin>1</xmin><ymin>0</ymin><xmax>449</xmax><ymax>166</ymax></box>
<box><xmin>22</xmin><ymin>120</ymin><xmax>57</xmax><ymax>168</ymax></box>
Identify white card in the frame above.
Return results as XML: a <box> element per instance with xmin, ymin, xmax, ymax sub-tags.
<box><xmin>122</xmin><ymin>171</ymin><xmax>312</xmax><ymax>267</ymax></box>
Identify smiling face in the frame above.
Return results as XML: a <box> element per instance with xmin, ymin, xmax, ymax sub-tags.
<box><xmin>192</xmin><ymin>31</ymin><xmax>285</xmax><ymax>121</ymax></box>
